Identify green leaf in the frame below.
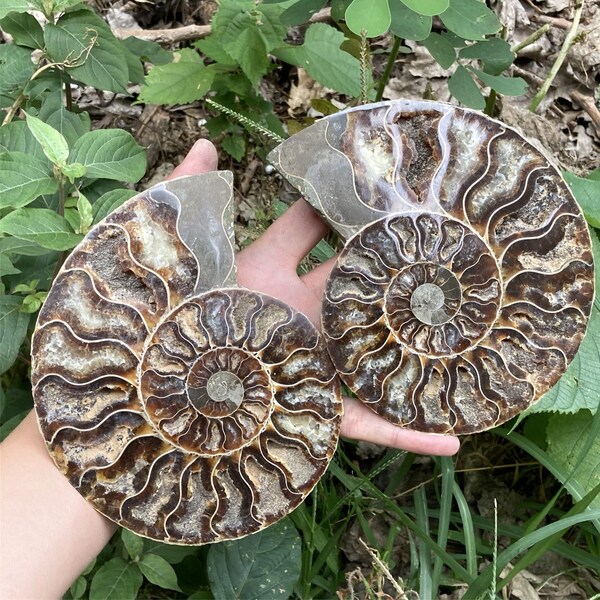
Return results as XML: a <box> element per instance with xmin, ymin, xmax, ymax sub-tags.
<box><xmin>0</xmin><ymin>295</ymin><xmax>30</xmax><ymax>374</ymax></box>
<box><xmin>440</xmin><ymin>0</ymin><xmax>500</xmax><ymax>40</ymax></box>
<box><xmin>138</xmin><ymin>554</ymin><xmax>181</xmax><ymax>592</ymax></box>
<box><xmin>0</xmin><ymin>0</ymin><xmax>31</xmax><ymax>20</ymax></box>
<box><xmin>142</xmin><ymin>540</ymin><xmax>198</xmax><ymax>565</ymax></box>
<box><xmin>547</xmin><ymin>411</ymin><xmax>600</xmax><ymax>512</ymax></box>
<box><xmin>422</xmin><ymin>32</ymin><xmax>456</xmax><ymax>69</ymax></box>
<box><xmin>468</xmin><ymin>66</ymin><xmax>528</xmax><ymax>96</ymax></box>
<box><xmin>195</xmin><ymin>36</ymin><xmax>238</xmax><ymax>66</ymax></box>
<box><xmin>0</xmin><ymin>44</ymin><xmax>35</xmax><ymax>98</ymax></box>
<box><xmin>0</xmin><ymin>254</ymin><xmax>21</xmax><ymax>276</ymax></box>
<box><xmin>89</xmin><ymin>557</ymin><xmax>143</xmax><ymax>600</ymax></box>
<box><xmin>121</xmin><ymin>528</ymin><xmax>144</xmax><ymax>560</ymax></box>
<box><xmin>280</xmin><ymin>0</ymin><xmax>327</xmax><ymax>26</ymax></box>
<box><xmin>44</xmin><ymin>9</ymin><xmax>129</xmax><ymax>93</ymax></box>
<box><xmin>256</xmin><ymin>2</ymin><xmax>288</xmax><ymax>50</ymax></box>
<box><xmin>0</xmin><ymin>208</ymin><xmax>83</xmax><ymax>250</ymax></box>
<box><xmin>274</xmin><ymin>23</ymin><xmax>362</xmax><ymax>97</ymax></box>
<box><xmin>459</xmin><ymin>38</ymin><xmax>514</xmax><ymax>75</ymax></box>
<box><xmin>69</xmin><ymin>129</ymin><xmax>146</xmax><ymax>183</ymax></box>
<box><xmin>37</xmin><ymin>94</ymin><xmax>91</xmax><ymax>147</ymax></box>
<box><xmin>222</xmin><ymin>134</ymin><xmax>246</xmax><ymax>161</ymax></box>
<box><xmin>138</xmin><ymin>55</ymin><xmax>215</xmax><ymax>104</ymax></box>
<box><xmin>76</xmin><ymin>192</ymin><xmax>93</xmax><ymax>233</ymax></box>
<box><xmin>0</xmin><ymin>12</ymin><xmax>44</xmax><ymax>49</ymax></box>
<box><xmin>0</xmin><ymin>237</ymin><xmax>49</xmax><ymax>256</ymax></box>
<box><xmin>563</xmin><ymin>170</ymin><xmax>600</xmax><ymax>228</ymax></box>
<box><xmin>399</xmin><ymin>0</ymin><xmax>449</xmax><ymax>16</ymax></box>
<box><xmin>69</xmin><ymin>576</ymin><xmax>87</xmax><ymax>600</ymax></box>
<box><xmin>0</xmin><ymin>120</ymin><xmax>46</xmax><ymax>160</ymax></box>
<box><xmin>527</xmin><ymin>230</ymin><xmax>600</xmax><ymax>415</ymax></box>
<box><xmin>61</xmin><ymin>161</ymin><xmax>87</xmax><ymax>182</ymax></box>
<box><xmin>389</xmin><ymin>1</ymin><xmax>432</xmax><ymax>41</ymax></box>
<box><xmin>220</xmin><ymin>12</ymin><xmax>270</xmax><ymax>86</ymax></box>
<box><xmin>0</xmin><ymin>152</ymin><xmax>57</xmax><ymax>209</ymax></box>
<box><xmin>207</xmin><ymin>519</ymin><xmax>301</xmax><ymax>600</ymax></box>
<box><xmin>345</xmin><ymin>0</ymin><xmax>391</xmax><ymax>37</ymax></box>
<box><xmin>448</xmin><ymin>64</ymin><xmax>485</xmax><ymax>109</ymax></box>
<box><xmin>92</xmin><ymin>188</ymin><xmax>136</xmax><ymax>223</ymax></box>
<box><xmin>121</xmin><ymin>36</ymin><xmax>172</xmax><ymax>66</ymax></box>
<box><xmin>25</xmin><ymin>112</ymin><xmax>69</xmax><ymax>166</ymax></box>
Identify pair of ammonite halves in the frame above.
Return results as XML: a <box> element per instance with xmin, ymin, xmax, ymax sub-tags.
<box><xmin>31</xmin><ymin>100</ymin><xmax>595</xmax><ymax>544</ymax></box>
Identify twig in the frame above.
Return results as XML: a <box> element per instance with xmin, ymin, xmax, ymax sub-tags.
<box><xmin>534</xmin><ymin>14</ymin><xmax>572</xmax><ymax>30</ymax></box>
<box><xmin>570</xmin><ymin>90</ymin><xmax>600</xmax><ymax>137</ymax></box>
<box><xmin>530</xmin><ymin>0</ymin><xmax>586</xmax><ymax>112</ymax></box>
<box><xmin>359</xmin><ymin>29</ymin><xmax>369</xmax><ymax>105</ymax></box>
<box><xmin>113</xmin><ymin>24</ymin><xmax>210</xmax><ymax>43</ymax></box>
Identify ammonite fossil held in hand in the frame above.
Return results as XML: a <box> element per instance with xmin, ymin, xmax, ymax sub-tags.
<box><xmin>269</xmin><ymin>100</ymin><xmax>595</xmax><ymax>435</ymax></box>
<box><xmin>31</xmin><ymin>173</ymin><xmax>342</xmax><ymax>544</ymax></box>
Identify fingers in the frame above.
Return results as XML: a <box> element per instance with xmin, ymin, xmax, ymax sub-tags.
<box><xmin>239</xmin><ymin>199</ymin><xmax>329</xmax><ymax>271</ymax></box>
<box><xmin>167</xmin><ymin>139</ymin><xmax>218</xmax><ymax>180</ymax></box>
<box><xmin>340</xmin><ymin>397</ymin><xmax>460</xmax><ymax>456</ymax></box>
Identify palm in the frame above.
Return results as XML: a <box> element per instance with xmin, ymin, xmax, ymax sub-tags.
<box><xmin>170</xmin><ymin>141</ymin><xmax>460</xmax><ymax>456</ymax></box>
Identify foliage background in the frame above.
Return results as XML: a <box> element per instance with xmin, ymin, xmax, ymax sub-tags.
<box><xmin>0</xmin><ymin>0</ymin><xmax>599</xmax><ymax>598</ymax></box>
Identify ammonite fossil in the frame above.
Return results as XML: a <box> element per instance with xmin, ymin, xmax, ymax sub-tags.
<box><xmin>269</xmin><ymin>100</ymin><xmax>595</xmax><ymax>434</ymax></box>
<box><xmin>31</xmin><ymin>173</ymin><xmax>342</xmax><ymax>544</ymax></box>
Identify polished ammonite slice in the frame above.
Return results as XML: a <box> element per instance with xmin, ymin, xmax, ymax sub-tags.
<box><xmin>31</xmin><ymin>173</ymin><xmax>342</xmax><ymax>544</ymax></box>
<box><xmin>268</xmin><ymin>100</ymin><xmax>595</xmax><ymax>434</ymax></box>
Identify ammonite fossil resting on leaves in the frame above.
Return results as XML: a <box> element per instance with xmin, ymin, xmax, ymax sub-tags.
<box><xmin>31</xmin><ymin>99</ymin><xmax>594</xmax><ymax>544</ymax></box>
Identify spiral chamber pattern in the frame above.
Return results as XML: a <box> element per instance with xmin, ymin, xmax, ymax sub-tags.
<box><xmin>31</xmin><ymin>173</ymin><xmax>342</xmax><ymax>544</ymax></box>
<box><xmin>269</xmin><ymin>100</ymin><xmax>595</xmax><ymax>434</ymax></box>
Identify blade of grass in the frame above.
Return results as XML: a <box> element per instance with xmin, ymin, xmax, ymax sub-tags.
<box><xmin>431</xmin><ymin>457</ymin><xmax>454</xmax><ymax>597</ymax></box>
<box><xmin>452</xmin><ymin>481</ymin><xmax>478</xmax><ymax>579</ymax></box>
<box><xmin>462</xmin><ymin>509</ymin><xmax>600</xmax><ymax>599</ymax></box>
<box><xmin>414</xmin><ymin>487</ymin><xmax>433</xmax><ymax>600</ymax></box>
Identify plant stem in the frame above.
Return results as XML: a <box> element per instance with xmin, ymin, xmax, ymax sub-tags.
<box><xmin>376</xmin><ymin>36</ymin><xmax>401</xmax><ymax>102</ymax></box>
<box><xmin>359</xmin><ymin>29</ymin><xmax>369</xmax><ymax>105</ymax></box>
<box><xmin>484</xmin><ymin>89</ymin><xmax>497</xmax><ymax>116</ymax></box>
<box><xmin>529</xmin><ymin>0</ymin><xmax>585</xmax><ymax>112</ymax></box>
<box><xmin>511</xmin><ymin>23</ymin><xmax>552</xmax><ymax>54</ymax></box>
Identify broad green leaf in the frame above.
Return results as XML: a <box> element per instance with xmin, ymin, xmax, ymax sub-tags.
<box><xmin>0</xmin><ymin>295</ymin><xmax>30</xmax><ymax>374</ymax></box>
<box><xmin>0</xmin><ymin>255</ymin><xmax>20</xmax><ymax>276</ymax></box>
<box><xmin>142</xmin><ymin>539</ymin><xmax>198</xmax><ymax>565</ymax></box>
<box><xmin>207</xmin><ymin>519</ymin><xmax>301</xmax><ymax>600</ymax></box>
<box><xmin>70</xmin><ymin>576</ymin><xmax>87</xmax><ymax>600</ymax></box>
<box><xmin>0</xmin><ymin>121</ymin><xmax>45</xmax><ymax>160</ymax></box>
<box><xmin>527</xmin><ymin>230</ymin><xmax>600</xmax><ymax>414</ymax></box>
<box><xmin>0</xmin><ymin>409</ymin><xmax>29</xmax><ymax>442</ymax></box>
<box><xmin>139</xmin><ymin>56</ymin><xmax>215</xmax><ymax>105</ymax></box>
<box><xmin>121</xmin><ymin>529</ymin><xmax>144</xmax><ymax>560</ymax></box>
<box><xmin>547</xmin><ymin>411</ymin><xmax>600</xmax><ymax>512</ymax></box>
<box><xmin>212</xmin><ymin>0</ymin><xmax>255</xmax><ymax>36</ymax></box>
<box><xmin>138</xmin><ymin>554</ymin><xmax>181</xmax><ymax>592</ymax></box>
<box><xmin>389</xmin><ymin>1</ymin><xmax>432</xmax><ymax>40</ymax></box>
<box><xmin>440</xmin><ymin>0</ymin><xmax>500</xmax><ymax>40</ymax></box>
<box><xmin>0</xmin><ymin>12</ymin><xmax>44</xmax><ymax>49</ymax></box>
<box><xmin>422</xmin><ymin>32</ymin><xmax>456</xmax><ymax>69</ymax></box>
<box><xmin>222</xmin><ymin>134</ymin><xmax>246</xmax><ymax>161</ymax></box>
<box><xmin>0</xmin><ymin>152</ymin><xmax>57</xmax><ymax>209</ymax></box>
<box><xmin>121</xmin><ymin>36</ymin><xmax>172</xmax><ymax>66</ymax></box>
<box><xmin>563</xmin><ymin>170</ymin><xmax>600</xmax><ymax>228</ymax></box>
<box><xmin>0</xmin><ymin>208</ymin><xmax>83</xmax><ymax>250</ymax></box>
<box><xmin>256</xmin><ymin>2</ymin><xmax>288</xmax><ymax>50</ymax></box>
<box><xmin>76</xmin><ymin>192</ymin><xmax>93</xmax><ymax>233</ymax></box>
<box><xmin>37</xmin><ymin>94</ymin><xmax>91</xmax><ymax>147</ymax></box>
<box><xmin>92</xmin><ymin>188</ymin><xmax>136</xmax><ymax>223</ymax></box>
<box><xmin>399</xmin><ymin>0</ymin><xmax>449</xmax><ymax>16</ymax></box>
<box><xmin>345</xmin><ymin>0</ymin><xmax>391</xmax><ymax>37</ymax></box>
<box><xmin>44</xmin><ymin>9</ymin><xmax>129</xmax><ymax>93</ymax></box>
<box><xmin>69</xmin><ymin>129</ymin><xmax>146</xmax><ymax>183</ymax></box>
<box><xmin>468</xmin><ymin>67</ymin><xmax>527</xmax><ymax>96</ymax></box>
<box><xmin>448</xmin><ymin>65</ymin><xmax>484</xmax><ymax>109</ymax></box>
<box><xmin>61</xmin><ymin>161</ymin><xmax>87</xmax><ymax>183</ymax></box>
<box><xmin>459</xmin><ymin>38</ymin><xmax>514</xmax><ymax>75</ymax></box>
<box><xmin>274</xmin><ymin>23</ymin><xmax>362</xmax><ymax>97</ymax></box>
<box><xmin>195</xmin><ymin>36</ymin><xmax>238</xmax><ymax>66</ymax></box>
<box><xmin>331</xmin><ymin>0</ymin><xmax>353</xmax><ymax>20</ymax></box>
<box><xmin>280</xmin><ymin>0</ymin><xmax>327</xmax><ymax>25</ymax></box>
<box><xmin>25</xmin><ymin>112</ymin><xmax>69</xmax><ymax>166</ymax></box>
<box><xmin>89</xmin><ymin>557</ymin><xmax>143</xmax><ymax>600</ymax></box>
<box><xmin>0</xmin><ymin>0</ymin><xmax>31</xmax><ymax>19</ymax></box>
<box><xmin>0</xmin><ymin>44</ymin><xmax>35</xmax><ymax>97</ymax></box>
<box><xmin>0</xmin><ymin>237</ymin><xmax>49</xmax><ymax>256</ymax></box>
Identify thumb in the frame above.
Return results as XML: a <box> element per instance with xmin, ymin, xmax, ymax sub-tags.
<box><xmin>167</xmin><ymin>139</ymin><xmax>218</xmax><ymax>180</ymax></box>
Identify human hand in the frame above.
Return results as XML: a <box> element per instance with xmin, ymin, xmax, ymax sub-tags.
<box><xmin>173</xmin><ymin>140</ymin><xmax>460</xmax><ymax>456</ymax></box>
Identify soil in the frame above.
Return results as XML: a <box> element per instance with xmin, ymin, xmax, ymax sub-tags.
<box><xmin>86</xmin><ymin>2</ymin><xmax>600</xmax><ymax>598</ymax></box>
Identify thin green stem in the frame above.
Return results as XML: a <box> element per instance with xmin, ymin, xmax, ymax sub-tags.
<box><xmin>511</xmin><ymin>23</ymin><xmax>552</xmax><ymax>54</ymax></box>
<box><xmin>376</xmin><ymin>36</ymin><xmax>401</xmax><ymax>102</ymax></box>
<box><xmin>530</xmin><ymin>0</ymin><xmax>585</xmax><ymax>112</ymax></box>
